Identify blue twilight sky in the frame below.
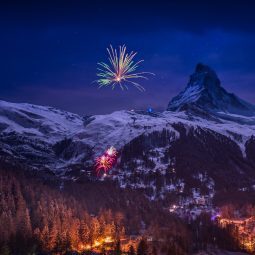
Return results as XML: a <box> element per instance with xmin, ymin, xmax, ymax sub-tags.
<box><xmin>1</xmin><ymin>0</ymin><xmax>255</xmax><ymax>115</ymax></box>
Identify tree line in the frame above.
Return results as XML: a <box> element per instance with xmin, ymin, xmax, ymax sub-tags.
<box><xmin>0</xmin><ymin>168</ymin><xmax>126</xmax><ymax>254</ymax></box>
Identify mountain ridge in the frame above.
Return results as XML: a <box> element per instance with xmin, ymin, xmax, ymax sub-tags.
<box><xmin>167</xmin><ymin>63</ymin><xmax>255</xmax><ymax>117</ymax></box>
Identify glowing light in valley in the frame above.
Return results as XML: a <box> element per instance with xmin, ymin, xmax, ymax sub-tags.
<box><xmin>96</xmin><ymin>45</ymin><xmax>154</xmax><ymax>91</ymax></box>
<box><xmin>93</xmin><ymin>240</ymin><xmax>101</xmax><ymax>247</ymax></box>
<box><xmin>104</xmin><ymin>236</ymin><xmax>113</xmax><ymax>243</ymax></box>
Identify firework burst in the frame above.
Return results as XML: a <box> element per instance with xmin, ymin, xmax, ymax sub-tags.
<box><xmin>95</xmin><ymin>155</ymin><xmax>114</xmax><ymax>174</ymax></box>
<box><xmin>96</xmin><ymin>45</ymin><xmax>154</xmax><ymax>91</ymax></box>
<box><xmin>94</xmin><ymin>146</ymin><xmax>118</xmax><ymax>176</ymax></box>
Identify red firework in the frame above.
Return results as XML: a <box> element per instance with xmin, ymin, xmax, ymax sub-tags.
<box><xmin>95</xmin><ymin>155</ymin><xmax>114</xmax><ymax>174</ymax></box>
<box><xmin>94</xmin><ymin>146</ymin><xmax>118</xmax><ymax>176</ymax></box>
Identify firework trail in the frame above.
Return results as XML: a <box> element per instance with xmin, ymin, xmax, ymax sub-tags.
<box><xmin>96</xmin><ymin>45</ymin><xmax>154</xmax><ymax>91</ymax></box>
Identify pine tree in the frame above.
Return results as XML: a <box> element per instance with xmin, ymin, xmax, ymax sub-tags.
<box><xmin>137</xmin><ymin>239</ymin><xmax>148</xmax><ymax>255</ymax></box>
<box><xmin>80</xmin><ymin>221</ymin><xmax>90</xmax><ymax>245</ymax></box>
<box><xmin>54</xmin><ymin>232</ymin><xmax>65</xmax><ymax>254</ymax></box>
<box><xmin>91</xmin><ymin>217</ymin><xmax>100</xmax><ymax>244</ymax></box>
<box><xmin>152</xmin><ymin>246</ymin><xmax>157</xmax><ymax>255</ymax></box>
<box><xmin>104</xmin><ymin>222</ymin><xmax>115</xmax><ymax>239</ymax></box>
<box><xmin>0</xmin><ymin>244</ymin><xmax>10</xmax><ymax>255</ymax></box>
<box><xmin>48</xmin><ymin>223</ymin><xmax>58</xmax><ymax>251</ymax></box>
<box><xmin>128</xmin><ymin>245</ymin><xmax>135</xmax><ymax>255</ymax></box>
<box><xmin>101</xmin><ymin>246</ymin><xmax>107</xmax><ymax>255</ymax></box>
<box><xmin>114</xmin><ymin>239</ymin><xmax>121</xmax><ymax>255</ymax></box>
<box><xmin>115</xmin><ymin>212</ymin><xmax>124</xmax><ymax>239</ymax></box>
<box><xmin>0</xmin><ymin>212</ymin><xmax>11</xmax><ymax>243</ymax></box>
<box><xmin>40</xmin><ymin>225</ymin><xmax>50</xmax><ymax>252</ymax></box>
<box><xmin>68</xmin><ymin>219</ymin><xmax>81</xmax><ymax>251</ymax></box>
<box><xmin>98</xmin><ymin>213</ymin><xmax>106</xmax><ymax>236</ymax></box>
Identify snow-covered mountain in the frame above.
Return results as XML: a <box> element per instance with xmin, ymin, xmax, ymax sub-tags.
<box><xmin>0</xmin><ymin>100</ymin><xmax>84</xmax><ymax>139</ymax></box>
<box><xmin>0</xmin><ymin>100</ymin><xmax>85</xmax><ymax>170</ymax></box>
<box><xmin>167</xmin><ymin>63</ymin><xmax>255</xmax><ymax>118</ymax></box>
<box><xmin>0</xmin><ymin>64</ymin><xmax>255</xmax><ymax>217</ymax></box>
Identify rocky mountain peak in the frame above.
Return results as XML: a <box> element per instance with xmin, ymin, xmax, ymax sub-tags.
<box><xmin>195</xmin><ymin>62</ymin><xmax>217</xmax><ymax>75</ymax></box>
<box><xmin>167</xmin><ymin>63</ymin><xmax>255</xmax><ymax>117</ymax></box>
<box><xmin>193</xmin><ymin>63</ymin><xmax>220</xmax><ymax>84</ymax></box>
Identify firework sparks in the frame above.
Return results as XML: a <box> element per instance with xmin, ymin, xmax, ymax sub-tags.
<box><xmin>94</xmin><ymin>146</ymin><xmax>118</xmax><ymax>176</ymax></box>
<box><xmin>95</xmin><ymin>155</ymin><xmax>114</xmax><ymax>174</ymax></box>
<box><xmin>106</xmin><ymin>146</ymin><xmax>117</xmax><ymax>157</ymax></box>
<box><xmin>96</xmin><ymin>45</ymin><xmax>154</xmax><ymax>91</ymax></box>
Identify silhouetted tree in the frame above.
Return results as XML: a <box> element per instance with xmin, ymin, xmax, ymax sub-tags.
<box><xmin>0</xmin><ymin>244</ymin><xmax>10</xmax><ymax>255</ymax></box>
<box><xmin>137</xmin><ymin>239</ymin><xmax>148</xmax><ymax>255</ymax></box>
<box><xmin>114</xmin><ymin>239</ymin><xmax>121</xmax><ymax>255</ymax></box>
<box><xmin>128</xmin><ymin>245</ymin><xmax>135</xmax><ymax>255</ymax></box>
<box><xmin>152</xmin><ymin>246</ymin><xmax>157</xmax><ymax>255</ymax></box>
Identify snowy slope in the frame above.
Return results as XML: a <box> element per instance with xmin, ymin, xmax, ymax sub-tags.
<box><xmin>74</xmin><ymin>110</ymin><xmax>179</xmax><ymax>154</ymax></box>
<box><xmin>1</xmin><ymin>98</ymin><xmax>253</xmax><ymax>155</ymax></box>
<box><xmin>0</xmin><ymin>100</ymin><xmax>84</xmax><ymax>142</ymax></box>
<box><xmin>75</xmin><ymin>109</ymin><xmax>255</xmax><ymax>157</ymax></box>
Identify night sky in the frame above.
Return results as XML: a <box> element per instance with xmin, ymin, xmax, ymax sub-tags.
<box><xmin>1</xmin><ymin>0</ymin><xmax>255</xmax><ymax>115</ymax></box>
